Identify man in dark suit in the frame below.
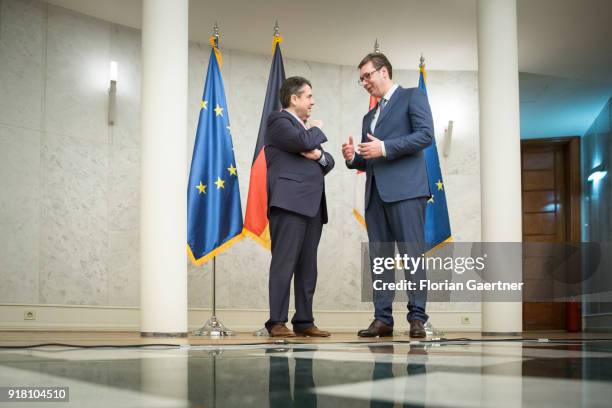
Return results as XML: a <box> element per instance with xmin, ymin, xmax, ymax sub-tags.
<box><xmin>342</xmin><ymin>53</ymin><xmax>434</xmax><ymax>338</ymax></box>
<box><xmin>264</xmin><ymin>76</ymin><xmax>335</xmax><ymax>338</ymax></box>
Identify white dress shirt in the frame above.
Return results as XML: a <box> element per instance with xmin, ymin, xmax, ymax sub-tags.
<box><xmin>349</xmin><ymin>83</ymin><xmax>398</xmax><ymax>162</ymax></box>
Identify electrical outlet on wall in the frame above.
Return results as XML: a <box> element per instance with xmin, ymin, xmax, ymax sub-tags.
<box><xmin>24</xmin><ymin>310</ymin><xmax>37</xmax><ymax>321</ymax></box>
<box><xmin>461</xmin><ymin>315</ymin><xmax>471</xmax><ymax>325</ymax></box>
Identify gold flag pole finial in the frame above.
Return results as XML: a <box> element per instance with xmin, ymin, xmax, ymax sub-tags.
<box><xmin>272</xmin><ymin>20</ymin><xmax>283</xmax><ymax>52</ymax></box>
<box><xmin>213</xmin><ymin>21</ymin><xmax>220</xmax><ymax>42</ymax></box>
<box><xmin>373</xmin><ymin>38</ymin><xmax>380</xmax><ymax>53</ymax></box>
<box><xmin>210</xmin><ymin>22</ymin><xmax>223</xmax><ymax>66</ymax></box>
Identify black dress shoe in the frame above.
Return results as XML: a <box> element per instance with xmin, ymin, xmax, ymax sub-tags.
<box><xmin>358</xmin><ymin>319</ymin><xmax>393</xmax><ymax>337</ymax></box>
<box><xmin>409</xmin><ymin>320</ymin><xmax>426</xmax><ymax>338</ymax></box>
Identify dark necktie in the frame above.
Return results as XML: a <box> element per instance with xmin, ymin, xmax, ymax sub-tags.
<box><xmin>379</xmin><ymin>98</ymin><xmax>387</xmax><ymax>111</ymax></box>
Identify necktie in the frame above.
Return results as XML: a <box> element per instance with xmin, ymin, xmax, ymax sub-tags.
<box><xmin>379</xmin><ymin>98</ymin><xmax>387</xmax><ymax>111</ymax></box>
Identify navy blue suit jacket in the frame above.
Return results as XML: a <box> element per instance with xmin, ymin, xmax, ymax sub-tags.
<box><xmin>264</xmin><ymin>110</ymin><xmax>335</xmax><ymax>223</ymax></box>
<box><xmin>347</xmin><ymin>86</ymin><xmax>434</xmax><ymax>208</ymax></box>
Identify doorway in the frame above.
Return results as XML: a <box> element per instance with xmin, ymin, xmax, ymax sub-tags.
<box><xmin>521</xmin><ymin>137</ymin><xmax>581</xmax><ymax>331</ymax></box>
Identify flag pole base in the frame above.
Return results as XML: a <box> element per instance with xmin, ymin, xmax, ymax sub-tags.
<box><xmin>193</xmin><ymin>316</ymin><xmax>235</xmax><ymax>337</ymax></box>
<box><xmin>403</xmin><ymin>321</ymin><xmax>445</xmax><ymax>338</ymax></box>
<box><xmin>252</xmin><ymin>327</ymin><xmax>269</xmax><ymax>336</ymax></box>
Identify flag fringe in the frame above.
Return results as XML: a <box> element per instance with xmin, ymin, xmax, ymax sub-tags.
<box><xmin>187</xmin><ymin>233</ymin><xmax>245</xmax><ymax>266</ymax></box>
<box><xmin>242</xmin><ymin>228</ymin><xmax>272</xmax><ymax>250</ymax></box>
<box><xmin>425</xmin><ymin>236</ymin><xmax>454</xmax><ymax>256</ymax></box>
<box><xmin>352</xmin><ymin>208</ymin><xmax>367</xmax><ymax>228</ymax></box>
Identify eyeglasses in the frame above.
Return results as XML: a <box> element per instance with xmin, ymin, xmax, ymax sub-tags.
<box><xmin>358</xmin><ymin>67</ymin><xmax>382</xmax><ymax>86</ymax></box>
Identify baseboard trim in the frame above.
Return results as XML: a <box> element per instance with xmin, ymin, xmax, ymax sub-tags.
<box><xmin>0</xmin><ymin>304</ymin><xmax>482</xmax><ymax>332</ymax></box>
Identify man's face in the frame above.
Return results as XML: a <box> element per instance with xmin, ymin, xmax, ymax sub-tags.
<box><xmin>359</xmin><ymin>61</ymin><xmax>385</xmax><ymax>98</ymax></box>
<box><xmin>291</xmin><ymin>85</ymin><xmax>314</xmax><ymax>120</ymax></box>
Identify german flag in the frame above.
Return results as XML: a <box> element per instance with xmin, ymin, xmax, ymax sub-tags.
<box><xmin>243</xmin><ymin>33</ymin><xmax>285</xmax><ymax>249</ymax></box>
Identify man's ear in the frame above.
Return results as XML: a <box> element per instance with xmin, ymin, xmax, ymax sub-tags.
<box><xmin>290</xmin><ymin>93</ymin><xmax>297</xmax><ymax>107</ymax></box>
<box><xmin>381</xmin><ymin>66</ymin><xmax>388</xmax><ymax>79</ymax></box>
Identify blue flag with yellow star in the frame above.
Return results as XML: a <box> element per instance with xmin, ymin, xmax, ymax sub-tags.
<box><xmin>187</xmin><ymin>42</ymin><xmax>243</xmax><ymax>265</ymax></box>
<box><xmin>419</xmin><ymin>63</ymin><xmax>452</xmax><ymax>250</ymax></box>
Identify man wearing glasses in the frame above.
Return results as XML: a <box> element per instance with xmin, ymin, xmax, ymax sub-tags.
<box><xmin>342</xmin><ymin>53</ymin><xmax>434</xmax><ymax>338</ymax></box>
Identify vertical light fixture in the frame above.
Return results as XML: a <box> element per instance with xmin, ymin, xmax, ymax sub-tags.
<box><xmin>442</xmin><ymin>120</ymin><xmax>454</xmax><ymax>157</ymax></box>
<box><xmin>108</xmin><ymin>61</ymin><xmax>118</xmax><ymax>125</ymax></box>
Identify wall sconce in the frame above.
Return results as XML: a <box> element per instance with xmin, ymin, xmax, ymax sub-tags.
<box><xmin>442</xmin><ymin>120</ymin><xmax>453</xmax><ymax>157</ymax></box>
<box><xmin>108</xmin><ymin>61</ymin><xmax>118</xmax><ymax>125</ymax></box>
<box><xmin>587</xmin><ymin>164</ymin><xmax>607</xmax><ymax>183</ymax></box>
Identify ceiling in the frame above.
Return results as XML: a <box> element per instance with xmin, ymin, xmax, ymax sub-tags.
<box><xmin>44</xmin><ymin>0</ymin><xmax>612</xmax><ymax>136</ymax></box>
<box><xmin>519</xmin><ymin>73</ymin><xmax>612</xmax><ymax>138</ymax></box>
<box><xmin>44</xmin><ymin>0</ymin><xmax>612</xmax><ymax>81</ymax></box>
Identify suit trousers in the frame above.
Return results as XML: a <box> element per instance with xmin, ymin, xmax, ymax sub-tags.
<box><xmin>266</xmin><ymin>206</ymin><xmax>322</xmax><ymax>332</ymax></box>
<box><xmin>365</xmin><ymin>176</ymin><xmax>429</xmax><ymax>326</ymax></box>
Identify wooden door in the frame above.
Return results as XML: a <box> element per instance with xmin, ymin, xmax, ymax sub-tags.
<box><xmin>521</xmin><ymin>138</ymin><xmax>581</xmax><ymax>331</ymax></box>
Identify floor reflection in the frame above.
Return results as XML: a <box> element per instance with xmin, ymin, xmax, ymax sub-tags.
<box><xmin>1</xmin><ymin>340</ymin><xmax>612</xmax><ymax>407</ymax></box>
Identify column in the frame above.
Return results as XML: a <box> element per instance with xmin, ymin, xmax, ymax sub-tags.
<box><xmin>477</xmin><ymin>0</ymin><xmax>523</xmax><ymax>335</ymax></box>
<box><xmin>140</xmin><ymin>0</ymin><xmax>189</xmax><ymax>336</ymax></box>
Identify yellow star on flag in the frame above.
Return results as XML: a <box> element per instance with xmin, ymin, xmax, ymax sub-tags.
<box><xmin>436</xmin><ymin>180</ymin><xmax>444</xmax><ymax>191</ymax></box>
<box><xmin>201</xmin><ymin>100</ymin><xmax>208</xmax><ymax>110</ymax></box>
<box><xmin>214</xmin><ymin>104</ymin><xmax>224</xmax><ymax>116</ymax></box>
<box><xmin>214</xmin><ymin>176</ymin><xmax>225</xmax><ymax>189</ymax></box>
<box><xmin>227</xmin><ymin>164</ymin><xmax>237</xmax><ymax>176</ymax></box>
<box><xmin>196</xmin><ymin>181</ymin><xmax>207</xmax><ymax>194</ymax></box>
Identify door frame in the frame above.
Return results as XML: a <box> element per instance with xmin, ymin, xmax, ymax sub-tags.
<box><xmin>520</xmin><ymin>136</ymin><xmax>581</xmax><ymax>331</ymax></box>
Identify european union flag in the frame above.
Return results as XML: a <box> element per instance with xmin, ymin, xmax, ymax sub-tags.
<box><xmin>187</xmin><ymin>43</ymin><xmax>243</xmax><ymax>265</ymax></box>
<box><xmin>419</xmin><ymin>62</ymin><xmax>452</xmax><ymax>250</ymax></box>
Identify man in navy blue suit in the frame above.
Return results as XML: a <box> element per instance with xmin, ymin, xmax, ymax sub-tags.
<box><xmin>264</xmin><ymin>76</ymin><xmax>334</xmax><ymax>338</ymax></box>
<box><xmin>342</xmin><ymin>53</ymin><xmax>434</xmax><ymax>338</ymax></box>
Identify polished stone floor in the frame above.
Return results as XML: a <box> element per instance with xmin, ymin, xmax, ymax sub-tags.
<box><xmin>1</xmin><ymin>339</ymin><xmax>612</xmax><ymax>407</ymax></box>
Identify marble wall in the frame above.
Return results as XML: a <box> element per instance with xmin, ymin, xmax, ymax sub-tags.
<box><xmin>0</xmin><ymin>0</ymin><xmax>481</xmax><ymax>313</ymax></box>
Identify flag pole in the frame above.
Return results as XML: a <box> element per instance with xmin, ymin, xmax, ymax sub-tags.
<box><xmin>194</xmin><ymin>256</ymin><xmax>234</xmax><ymax>336</ymax></box>
<box><xmin>193</xmin><ymin>22</ymin><xmax>234</xmax><ymax>337</ymax></box>
<box><xmin>252</xmin><ymin>21</ymin><xmax>285</xmax><ymax>337</ymax></box>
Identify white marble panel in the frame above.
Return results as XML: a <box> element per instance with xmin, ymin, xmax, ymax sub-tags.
<box><xmin>0</xmin><ymin>124</ymin><xmax>40</xmax><ymax>303</ymax></box>
<box><xmin>110</xmin><ymin>24</ymin><xmax>141</xmax><ymax>148</ymax></box>
<box><xmin>44</xmin><ymin>5</ymin><xmax>111</xmax><ymax>143</ymax></box>
<box><xmin>444</xmin><ymin>174</ymin><xmax>481</xmax><ymax>242</ymax></box>
<box><xmin>0</xmin><ymin>0</ymin><xmax>44</xmax><ymax>130</ymax></box>
<box><xmin>427</xmin><ymin>70</ymin><xmax>480</xmax><ymax>176</ymax></box>
<box><xmin>108</xmin><ymin>145</ymin><xmax>139</xmax><ymax>231</ymax></box>
<box><xmin>226</xmin><ymin>49</ymin><xmax>270</xmax><ymax>208</ymax></box>
<box><xmin>108</xmin><ymin>230</ymin><xmax>139</xmax><ymax>306</ymax></box>
<box><xmin>187</xmin><ymin>257</ymin><xmax>213</xmax><ymax>309</ymax></box>
<box><xmin>187</xmin><ymin>246</ymin><xmax>237</xmax><ymax>310</ymax></box>
<box><xmin>39</xmin><ymin>132</ymin><xmax>109</xmax><ymax>305</ymax></box>
<box><xmin>224</xmin><ymin>238</ymin><xmax>270</xmax><ymax>310</ymax></box>
<box><xmin>391</xmin><ymin>68</ymin><xmax>420</xmax><ymax>93</ymax></box>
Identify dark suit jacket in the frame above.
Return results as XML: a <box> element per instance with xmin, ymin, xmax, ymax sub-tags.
<box><xmin>347</xmin><ymin>86</ymin><xmax>434</xmax><ymax>208</ymax></box>
<box><xmin>264</xmin><ymin>110</ymin><xmax>335</xmax><ymax>223</ymax></box>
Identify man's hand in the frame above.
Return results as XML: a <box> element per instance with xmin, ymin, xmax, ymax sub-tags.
<box><xmin>358</xmin><ymin>134</ymin><xmax>383</xmax><ymax>159</ymax></box>
<box><xmin>307</xmin><ymin>119</ymin><xmax>324</xmax><ymax>129</ymax></box>
<box><xmin>301</xmin><ymin>149</ymin><xmax>322</xmax><ymax>161</ymax></box>
<box><xmin>342</xmin><ymin>135</ymin><xmax>355</xmax><ymax>161</ymax></box>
